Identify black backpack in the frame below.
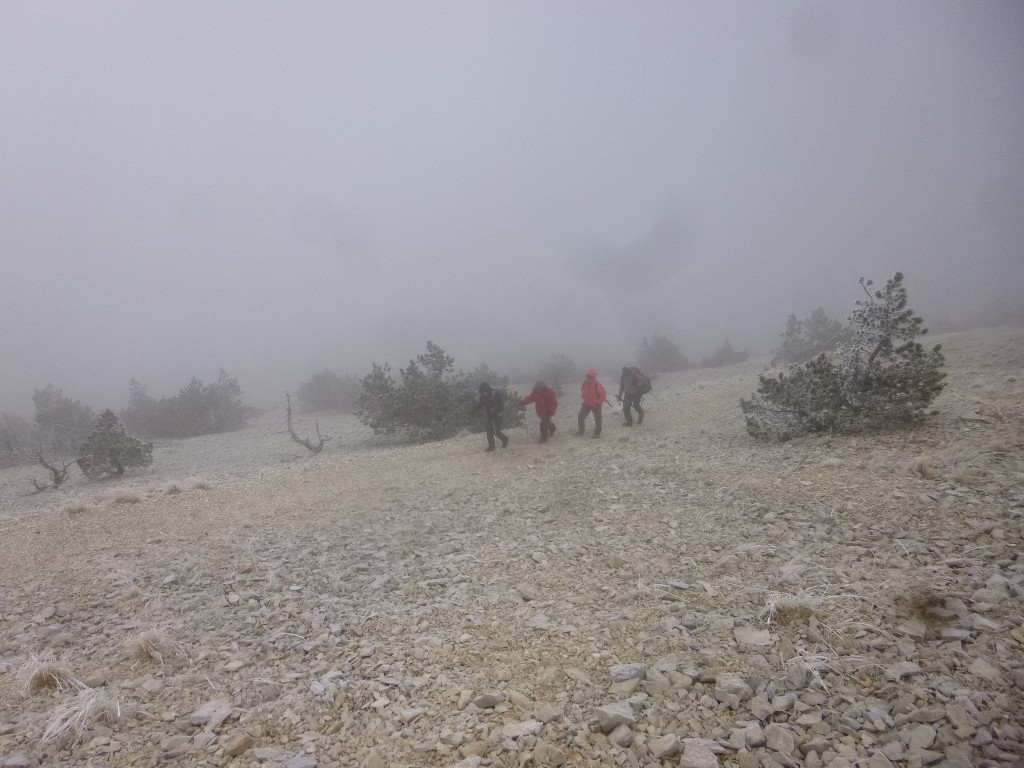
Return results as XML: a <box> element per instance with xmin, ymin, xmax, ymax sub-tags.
<box><xmin>631</xmin><ymin>368</ymin><xmax>652</xmax><ymax>395</ymax></box>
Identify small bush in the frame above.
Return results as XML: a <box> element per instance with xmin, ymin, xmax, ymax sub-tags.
<box><xmin>357</xmin><ymin>342</ymin><xmax>523</xmax><ymax>442</ymax></box>
<box><xmin>771</xmin><ymin>307</ymin><xmax>853</xmax><ymax>366</ymax></box>
<box><xmin>699</xmin><ymin>338</ymin><xmax>749</xmax><ymax>368</ymax></box>
<box><xmin>297</xmin><ymin>369</ymin><xmax>361</xmax><ymax>412</ymax></box>
<box><xmin>122</xmin><ymin>370</ymin><xmax>255</xmax><ymax>438</ymax></box>
<box><xmin>741</xmin><ymin>273</ymin><xmax>946</xmax><ymax>440</ymax></box>
<box><xmin>637</xmin><ymin>334</ymin><xmax>690</xmax><ymax>374</ymax></box>
<box><xmin>77</xmin><ymin>411</ymin><xmax>153</xmax><ymax>479</ymax></box>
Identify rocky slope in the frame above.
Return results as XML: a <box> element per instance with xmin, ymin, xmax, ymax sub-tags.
<box><xmin>0</xmin><ymin>327</ymin><xmax>1022</xmax><ymax>768</ymax></box>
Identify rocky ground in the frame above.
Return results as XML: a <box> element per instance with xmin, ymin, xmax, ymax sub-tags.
<box><xmin>0</xmin><ymin>326</ymin><xmax>1022</xmax><ymax>768</ymax></box>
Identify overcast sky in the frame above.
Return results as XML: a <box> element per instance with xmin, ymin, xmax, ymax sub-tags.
<box><xmin>2</xmin><ymin>1</ymin><xmax>1022</xmax><ymax>413</ymax></box>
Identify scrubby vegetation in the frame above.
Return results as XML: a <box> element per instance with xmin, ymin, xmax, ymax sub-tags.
<box><xmin>636</xmin><ymin>334</ymin><xmax>690</xmax><ymax>374</ymax></box>
<box><xmin>357</xmin><ymin>342</ymin><xmax>523</xmax><ymax>442</ymax></box>
<box><xmin>121</xmin><ymin>370</ymin><xmax>255</xmax><ymax>438</ymax></box>
<box><xmin>297</xmin><ymin>369</ymin><xmax>361</xmax><ymax>412</ymax></box>
<box><xmin>76</xmin><ymin>410</ymin><xmax>153</xmax><ymax>479</ymax></box>
<box><xmin>698</xmin><ymin>338</ymin><xmax>749</xmax><ymax>369</ymax></box>
<box><xmin>33</xmin><ymin>385</ymin><xmax>96</xmax><ymax>455</ymax></box>
<box><xmin>741</xmin><ymin>273</ymin><xmax>946</xmax><ymax>440</ymax></box>
<box><xmin>771</xmin><ymin>307</ymin><xmax>853</xmax><ymax>366</ymax></box>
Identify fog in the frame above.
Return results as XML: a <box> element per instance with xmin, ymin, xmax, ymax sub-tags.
<box><xmin>2</xmin><ymin>2</ymin><xmax>1022</xmax><ymax>414</ymax></box>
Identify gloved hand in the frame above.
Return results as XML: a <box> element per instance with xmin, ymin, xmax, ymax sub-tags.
<box><xmin>615</xmin><ymin>394</ymin><xmax>622</xmax><ymax>403</ymax></box>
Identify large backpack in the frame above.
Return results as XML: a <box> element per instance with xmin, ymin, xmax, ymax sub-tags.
<box><xmin>631</xmin><ymin>367</ymin><xmax>652</xmax><ymax>395</ymax></box>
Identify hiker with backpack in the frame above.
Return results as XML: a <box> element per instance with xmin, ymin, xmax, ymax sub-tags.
<box><xmin>521</xmin><ymin>381</ymin><xmax>558</xmax><ymax>443</ymax></box>
<box><xmin>472</xmin><ymin>382</ymin><xmax>509</xmax><ymax>452</ymax></box>
<box><xmin>617</xmin><ymin>366</ymin><xmax>651</xmax><ymax>426</ymax></box>
<box><xmin>577</xmin><ymin>368</ymin><xmax>608</xmax><ymax>438</ymax></box>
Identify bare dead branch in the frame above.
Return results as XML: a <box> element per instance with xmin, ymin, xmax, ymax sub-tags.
<box><xmin>286</xmin><ymin>393</ymin><xmax>331</xmax><ymax>455</ymax></box>
<box><xmin>29</xmin><ymin>449</ymin><xmax>75</xmax><ymax>492</ymax></box>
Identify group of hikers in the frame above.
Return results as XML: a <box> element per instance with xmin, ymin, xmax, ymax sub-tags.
<box><xmin>472</xmin><ymin>366</ymin><xmax>652</xmax><ymax>452</ymax></box>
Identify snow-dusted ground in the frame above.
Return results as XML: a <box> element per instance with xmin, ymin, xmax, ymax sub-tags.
<box><xmin>0</xmin><ymin>327</ymin><xmax>1022</xmax><ymax>767</ymax></box>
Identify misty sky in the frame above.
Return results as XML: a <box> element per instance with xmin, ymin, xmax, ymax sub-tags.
<box><xmin>2</xmin><ymin>2</ymin><xmax>1023</xmax><ymax>413</ymax></box>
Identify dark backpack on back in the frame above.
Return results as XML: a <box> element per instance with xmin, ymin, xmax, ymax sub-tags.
<box><xmin>631</xmin><ymin>368</ymin><xmax>652</xmax><ymax>395</ymax></box>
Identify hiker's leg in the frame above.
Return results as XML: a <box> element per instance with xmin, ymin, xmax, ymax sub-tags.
<box><xmin>636</xmin><ymin>396</ymin><xmax>644</xmax><ymax>424</ymax></box>
<box><xmin>484</xmin><ymin>415</ymin><xmax>496</xmax><ymax>449</ymax></box>
<box><xmin>593</xmin><ymin>406</ymin><xmax>602</xmax><ymax>436</ymax></box>
<box><xmin>623</xmin><ymin>395</ymin><xmax>634</xmax><ymax>425</ymax></box>
<box><xmin>577</xmin><ymin>405</ymin><xmax>587</xmax><ymax>435</ymax></box>
<box><xmin>541</xmin><ymin>418</ymin><xmax>553</xmax><ymax>442</ymax></box>
<box><xmin>494</xmin><ymin>414</ymin><xmax>509</xmax><ymax>447</ymax></box>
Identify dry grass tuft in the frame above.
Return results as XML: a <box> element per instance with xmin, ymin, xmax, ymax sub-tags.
<box><xmin>62</xmin><ymin>503</ymin><xmax>90</xmax><ymax>518</ymax></box>
<box><xmin>912</xmin><ymin>457</ymin><xmax>938</xmax><ymax>480</ymax></box>
<box><xmin>192</xmin><ymin>480</ymin><xmax>212</xmax><ymax>491</ymax></box>
<box><xmin>17</xmin><ymin>653</ymin><xmax>82</xmax><ymax>695</ymax></box>
<box><xmin>126</xmin><ymin>629</ymin><xmax>182</xmax><ymax>665</ymax></box>
<box><xmin>112</xmin><ymin>492</ymin><xmax>142</xmax><ymax>505</ymax></box>
<box><xmin>165</xmin><ymin>483</ymin><xmax>183</xmax><ymax>495</ymax></box>
<box><xmin>761</xmin><ymin>590</ymin><xmax>816</xmax><ymax>626</ymax></box>
<box><xmin>43</xmin><ymin>688</ymin><xmax>124</xmax><ymax>743</ymax></box>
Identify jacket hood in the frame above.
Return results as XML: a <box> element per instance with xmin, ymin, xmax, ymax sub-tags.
<box><xmin>586</xmin><ymin>368</ymin><xmax>597</xmax><ymax>378</ymax></box>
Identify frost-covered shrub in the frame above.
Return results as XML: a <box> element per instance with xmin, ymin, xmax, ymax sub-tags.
<box><xmin>297</xmin><ymin>369</ymin><xmax>361</xmax><ymax>412</ymax></box>
<box><xmin>77</xmin><ymin>410</ymin><xmax>153</xmax><ymax>478</ymax></box>
<box><xmin>637</xmin><ymin>334</ymin><xmax>690</xmax><ymax>374</ymax></box>
<box><xmin>357</xmin><ymin>342</ymin><xmax>523</xmax><ymax>442</ymax></box>
<box><xmin>122</xmin><ymin>371</ymin><xmax>255</xmax><ymax>438</ymax></box>
<box><xmin>699</xmin><ymin>338</ymin><xmax>748</xmax><ymax>368</ymax></box>
<box><xmin>771</xmin><ymin>307</ymin><xmax>853</xmax><ymax>366</ymax></box>
<box><xmin>741</xmin><ymin>273</ymin><xmax>946</xmax><ymax>440</ymax></box>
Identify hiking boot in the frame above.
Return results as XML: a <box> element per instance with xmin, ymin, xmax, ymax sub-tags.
<box><xmin>623</xmin><ymin>421</ymin><xmax>633</xmax><ymax>427</ymax></box>
<box><xmin>592</xmin><ymin>432</ymin><xmax>601</xmax><ymax>438</ymax></box>
<box><xmin>576</xmin><ymin>430</ymin><xmax>585</xmax><ymax>436</ymax></box>
<box><xmin>637</xmin><ymin>412</ymin><xmax>644</xmax><ymax>424</ymax></box>
<box><xmin>500</xmin><ymin>435</ymin><xmax>509</xmax><ymax>448</ymax></box>
<box><xmin>484</xmin><ymin>446</ymin><xmax>496</xmax><ymax>452</ymax></box>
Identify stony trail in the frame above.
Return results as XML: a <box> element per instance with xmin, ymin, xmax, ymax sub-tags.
<box><xmin>1</xmin><ymin>327</ymin><xmax>1022</xmax><ymax>767</ymax></box>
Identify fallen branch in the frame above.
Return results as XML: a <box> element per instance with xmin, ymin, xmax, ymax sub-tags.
<box><xmin>286</xmin><ymin>393</ymin><xmax>331</xmax><ymax>454</ymax></box>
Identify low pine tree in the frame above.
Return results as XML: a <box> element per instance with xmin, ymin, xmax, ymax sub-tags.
<box><xmin>77</xmin><ymin>410</ymin><xmax>153</xmax><ymax>479</ymax></box>
<box><xmin>741</xmin><ymin>273</ymin><xmax>945</xmax><ymax>440</ymax></box>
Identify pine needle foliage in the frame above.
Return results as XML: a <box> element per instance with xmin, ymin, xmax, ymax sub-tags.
<box><xmin>741</xmin><ymin>273</ymin><xmax>946</xmax><ymax>440</ymax></box>
<box><xmin>77</xmin><ymin>410</ymin><xmax>153</xmax><ymax>479</ymax></box>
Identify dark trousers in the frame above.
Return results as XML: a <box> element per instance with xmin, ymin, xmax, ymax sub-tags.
<box><xmin>484</xmin><ymin>413</ymin><xmax>508</xmax><ymax>449</ymax></box>
<box><xmin>539</xmin><ymin>416</ymin><xmax>556</xmax><ymax>442</ymax></box>
<box><xmin>623</xmin><ymin>394</ymin><xmax>644</xmax><ymax>425</ymax></box>
<box><xmin>577</xmin><ymin>405</ymin><xmax>602</xmax><ymax>436</ymax></box>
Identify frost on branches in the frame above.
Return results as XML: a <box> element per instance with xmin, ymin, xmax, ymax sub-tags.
<box><xmin>77</xmin><ymin>410</ymin><xmax>154</xmax><ymax>479</ymax></box>
<box><xmin>741</xmin><ymin>273</ymin><xmax>946</xmax><ymax>440</ymax></box>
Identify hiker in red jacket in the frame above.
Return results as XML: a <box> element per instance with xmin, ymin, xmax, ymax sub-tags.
<box><xmin>522</xmin><ymin>381</ymin><xmax>558</xmax><ymax>443</ymax></box>
<box><xmin>577</xmin><ymin>368</ymin><xmax>607</xmax><ymax>437</ymax></box>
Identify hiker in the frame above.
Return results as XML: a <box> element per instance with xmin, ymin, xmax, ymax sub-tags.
<box><xmin>577</xmin><ymin>368</ymin><xmax>607</xmax><ymax>437</ymax></box>
<box><xmin>472</xmin><ymin>382</ymin><xmax>509</xmax><ymax>452</ymax></box>
<box><xmin>522</xmin><ymin>380</ymin><xmax>558</xmax><ymax>443</ymax></box>
<box><xmin>616</xmin><ymin>366</ymin><xmax>650</xmax><ymax>426</ymax></box>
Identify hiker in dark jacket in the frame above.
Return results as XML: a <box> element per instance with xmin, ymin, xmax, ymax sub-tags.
<box><xmin>472</xmin><ymin>382</ymin><xmax>509</xmax><ymax>452</ymax></box>
<box><xmin>522</xmin><ymin>380</ymin><xmax>558</xmax><ymax>443</ymax></box>
<box><xmin>617</xmin><ymin>366</ymin><xmax>646</xmax><ymax>426</ymax></box>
